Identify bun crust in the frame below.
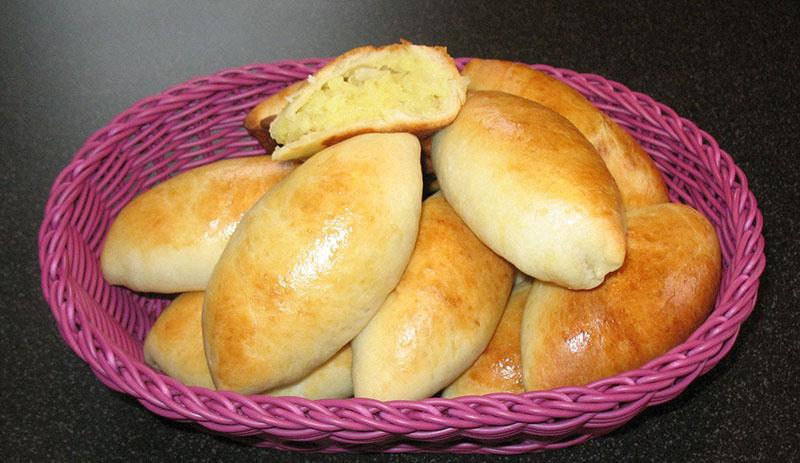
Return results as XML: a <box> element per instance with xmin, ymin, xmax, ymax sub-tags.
<box><xmin>101</xmin><ymin>156</ymin><xmax>295</xmax><ymax>293</ymax></box>
<box><xmin>352</xmin><ymin>193</ymin><xmax>514</xmax><ymax>401</ymax></box>
<box><xmin>521</xmin><ymin>203</ymin><xmax>721</xmax><ymax>391</ymax></box>
<box><xmin>267</xmin><ymin>345</ymin><xmax>353</xmax><ymax>399</ymax></box>
<box><xmin>431</xmin><ymin>91</ymin><xmax>626</xmax><ymax>289</ymax></box>
<box><xmin>462</xmin><ymin>59</ymin><xmax>668</xmax><ymax>209</ymax></box>
<box><xmin>144</xmin><ymin>292</ymin><xmax>353</xmax><ymax>398</ymax></box>
<box><xmin>442</xmin><ymin>281</ymin><xmax>531</xmax><ymax>397</ymax></box>
<box><xmin>144</xmin><ymin>292</ymin><xmax>215</xmax><ymax>389</ymax></box>
<box><xmin>203</xmin><ymin>133</ymin><xmax>422</xmax><ymax>394</ymax></box>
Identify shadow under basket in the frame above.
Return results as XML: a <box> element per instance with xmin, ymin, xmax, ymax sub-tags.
<box><xmin>38</xmin><ymin>57</ymin><xmax>766</xmax><ymax>454</ymax></box>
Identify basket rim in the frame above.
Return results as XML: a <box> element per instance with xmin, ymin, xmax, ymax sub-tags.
<box><xmin>38</xmin><ymin>56</ymin><xmax>766</xmax><ymax>453</ymax></box>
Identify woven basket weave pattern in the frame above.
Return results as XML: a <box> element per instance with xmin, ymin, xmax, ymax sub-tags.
<box><xmin>38</xmin><ymin>58</ymin><xmax>765</xmax><ymax>454</ymax></box>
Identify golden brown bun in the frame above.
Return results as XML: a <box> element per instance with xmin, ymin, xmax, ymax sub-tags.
<box><xmin>521</xmin><ymin>203</ymin><xmax>721</xmax><ymax>391</ymax></box>
<box><xmin>244</xmin><ymin>81</ymin><xmax>306</xmax><ymax>152</ymax></box>
<box><xmin>203</xmin><ymin>133</ymin><xmax>422</xmax><ymax>394</ymax></box>
<box><xmin>270</xmin><ymin>42</ymin><xmax>467</xmax><ymax>161</ymax></box>
<box><xmin>462</xmin><ymin>59</ymin><xmax>669</xmax><ymax>210</ymax></box>
<box><xmin>352</xmin><ymin>193</ymin><xmax>514</xmax><ymax>400</ymax></box>
<box><xmin>144</xmin><ymin>292</ymin><xmax>214</xmax><ymax>389</ymax></box>
<box><xmin>442</xmin><ymin>281</ymin><xmax>531</xmax><ymax>397</ymax></box>
<box><xmin>268</xmin><ymin>345</ymin><xmax>353</xmax><ymax>399</ymax></box>
<box><xmin>431</xmin><ymin>91</ymin><xmax>626</xmax><ymax>290</ymax></box>
<box><xmin>143</xmin><ymin>293</ymin><xmax>354</xmax><ymax>398</ymax></box>
<box><xmin>100</xmin><ymin>156</ymin><xmax>295</xmax><ymax>293</ymax></box>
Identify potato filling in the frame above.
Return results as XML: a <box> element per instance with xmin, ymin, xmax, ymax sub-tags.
<box><xmin>271</xmin><ymin>49</ymin><xmax>452</xmax><ymax>144</ymax></box>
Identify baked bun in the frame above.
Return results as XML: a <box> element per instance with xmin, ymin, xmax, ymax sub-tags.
<box><xmin>244</xmin><ymin>81</ymin><xmax>306</xmax><ymax>151</ymax></box>
<box><xmin>442</xmin><ymin>280</ymin><xmax>531</xmax><ymax>397</ymax></box>
<box><xmin>203</xmin><ymin>133</ymin><xmax>422</xmax><ymax>394</ymax></box>
<box><xmin>268</xmin><ymin>345</ymin><xmax>353</xmax><ymax>399</ymax></box>
<box><xmin>101</xmin><ymin>156</ymin><xmax>295</xmax><ymax>293</ymax></box>
<box><xmin>431</xmin><ymin>91</ymin><xmax>626</xmax><ymax>290</ymax></box>
<box><xmin>462</xmin><ymin>59</ymin><xmax>669</xmax><ymax>209</ymax></box>
<box><xmin>143</xmin><ymin>292</ymin><xmax>353</xmax><ymax>398</ymax></box>
<box><xmin>521</xmin><ymin>203</ymin><xmax>721</xmax><ymax>391</ymax></box>
<box><xmin>352</xmin><ymin>193</ymin><xmax>514</xmax><ymax>400</ymax></box>
<box><xmin>269</xmin><ymin>42</ymin><xmax>467</xmax><ymax>161</ymax></box>
<box><xmin>144</xmin><ymin>292</ymin><xmax>215</xmax><ymax>389</ymax></box>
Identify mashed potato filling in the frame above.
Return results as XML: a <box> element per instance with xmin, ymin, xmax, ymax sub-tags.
<box><xmin>271</xmin><ymin>49</ymin><xmax>453</xmax><ymax>145</ymax></box>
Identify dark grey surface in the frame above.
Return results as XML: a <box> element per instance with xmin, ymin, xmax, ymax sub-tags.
<box><xmin>1</xmin><ymin>1</ymin><xmax>798</xmax><ymax>461</ymax></box>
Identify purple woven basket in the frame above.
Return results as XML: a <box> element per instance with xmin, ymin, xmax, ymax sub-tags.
<box><xmin>38</xmin><ymin>57</ymin><xmax>765</xmax><ymax>454</ymax></box>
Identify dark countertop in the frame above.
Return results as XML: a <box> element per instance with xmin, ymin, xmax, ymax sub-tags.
<box><xmin>1</xmin><ymin>1</ymin><xmax>797</xmax><ymax>461</ymax></box>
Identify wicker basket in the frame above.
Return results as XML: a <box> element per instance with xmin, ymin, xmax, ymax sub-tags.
<box><xmin>38</xmin><ymin>58</ymin><xmax>765</xmax><ymax>453</ymax></box>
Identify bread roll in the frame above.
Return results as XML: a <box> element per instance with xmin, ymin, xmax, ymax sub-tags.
<box><xmin>101</xmin><ymin>156</ymin><xmax>295</xmax><ymax>293</ymax></box>
<box><xmin>431</xmin><ymin>91</ymin><xmax>626</xmax><ymax>290</ymax></box>
<box><xmin>268</xmin><ymin>345</ymin><xmax>353</xmax><ymax>399</ymax></box>
<box><xmin>521</xmin><ymin>203</ymin><xmax>721</xmax><ymax>391</ymax></box>
<box><xmin>352</xmin><ymin>193</ymin><xmax>514</xmax><ymax>400</ymax></box>
<box><xmin>203</xmin><ymin>133</ymin><xmax>422</xmax><ymax>394</ymax></box>
<box><xmin>269</xmin><ymin>42</ymin><xmax>467</xmax><ymax>161</ymax></box>
<box><xmin>144</xmin><ymin>292</ymin><xmax>214</xmax><ymax>389</ymax></box>
<box><xmin>462</xmin><ymin>59</ymin><xmax>669</xmax><ymax>210</ymax></box>
<box><xmin>143</xmin><ymin>292</ymin><xmax>353</xmax><ymax>398</ymax></box>
<box><xmin>244</xmin><ymin>81</ymin><xmax>306</xmax><ymax>151</ymax></box>
<box><xmin>442</xmin><ymin>281</ymin><xmax>531</xmax><ymax>397</ymax></box>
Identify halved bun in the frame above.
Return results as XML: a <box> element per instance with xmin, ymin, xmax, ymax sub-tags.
<box><xmin>270</xmin><ymin>42</ymin><xmax>467</xmax><ymax>161</ymax></box>
<box><xmin>244</xmin><ymin>81</ymin><xmax>306</xmax><ymax>151</ymax></box>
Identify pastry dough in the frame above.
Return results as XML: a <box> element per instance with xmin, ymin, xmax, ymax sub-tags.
<box><xmin>244</xmin><ymin>81</ymin><xmax>306</xmax><ymax>152</ymax></box>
